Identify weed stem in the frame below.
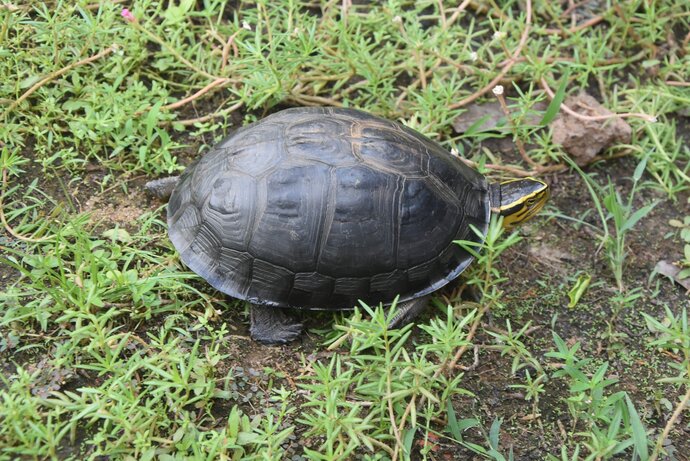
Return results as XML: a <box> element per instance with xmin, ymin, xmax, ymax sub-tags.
<box><xmin>650</xmin><ymin>383</ymin><xmax>690</xmax><ymax>461</ymax></box>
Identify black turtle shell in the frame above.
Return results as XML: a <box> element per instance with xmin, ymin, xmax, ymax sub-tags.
<box><xmin>167</xmin><ymin>107</ymin><xmax>490</xmax><ymax>310</ymax></box>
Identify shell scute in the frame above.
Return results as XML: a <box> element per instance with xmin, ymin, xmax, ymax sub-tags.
<box><xmin>248</xmin><ymin>163</ymin><xmax>330</xmax><ymax>272</ymax></box>
<box><xmin>316</xmin><ymin>165</ymin><xmax>399</xmax><ymax>277</ymax></box>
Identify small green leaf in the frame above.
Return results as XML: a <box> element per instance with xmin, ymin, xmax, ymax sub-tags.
<box><xmin>102</xmin><ymin>227</ymin><xmax>132</xmax><ymax>243</ymax></box>
<box><xmin>403</xmin><ymin>428</ymin><xmax>416</xmax><ymax>456</ymax></box>
<box><xmin>227</xmin><ymin>406</ymin><xmax>240</xmax><ymax>438</ymax></box>
<box><xmin>145</xmin><ymin>101</ymin><xmax>163</xmax><ymax>141</ymax></box>
<box><xmin>172</xmin><ymin>427</ymin><xmax>185</xmax><ymax>442</ymax></box>
<box><xmin>488</xmin><ymin>449</ymin><xmax>507</xmax><ymax>461</ymax></box>
<box><xmin>446</xmin><ymin>400</ymin><xmax>461</xmax><ymax>440</ymax></box>
<box><xmin>621</xmin><ymin>202</ymin><xmax>657</xmax><ymax>232</ymax></box>
<box><xmin>540</xmin><ymin>70</ymin><xmax>570</xmax><ymax>125</ymax></box>
<box><xmin>237</xmin><ymin>431</ymin><xmax>259</xmax><ymax>445</ymax></box>
<box><xmin>163</xmin><ymin>0</ymin><xmax>195</xmax><ymax>25</ymax></box>
<box><xmin>641</xmin><ymin>59</ymin><xmax>660</xmax><ymax>68</ymax></box>
<box><xmin>463</xmin><ymin>114</ymin><xmax>494</xmax><ymax>136</ymax></box>
<box><xmin>681</xmin><ymin>228</ymin><xmax>690</xmax><ymax>242</ymax></box>
<box><xmin>489</xmin><ymin>418</ymin><xmax>502</xmax><ymax>450</ymax></box>
<box><xmin>62</xmin><ymin>99</ymin><xmax>90</xmax><ymax>112</ymax></box>
<box><xmin>625</xmin><ymin>394</ymin><xmax>649</xmax><ymax>461</ymax></box>
<box><xmin>568</xmin><ymin>274</ymin><xmax>591</xmax><ymax>308</ymax></box>
<box><xmin>633</xmin><ymin>155</ymin><xmax>649</xmax><ymax>182</ymax></box>
<box><xmin>19</xmin><ymin>75</ymin><xmax>41</xmax><ymax>89</ymax></box>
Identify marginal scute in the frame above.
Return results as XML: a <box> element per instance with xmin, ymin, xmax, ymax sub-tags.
<box><xmin>334</xmin><ymin>277</ymin><xmax>370</xmax><ymax>295</ymax></box>
<box><xmin>215</xmin><ymin>248</ymin><xmax>253</xmax><ymax>297</ymax></box>
<box><xmin>290</xmin><ymin>272</ymin><xmax>336</xmax><ymax>306</ymax></box>
<box><xmin>168</xmin><ymin>204</ymin><xmax>201</xmax><ymax>254</ymax></box>
<box><xmin>248</xmin><ymin>259</ymin><xmax>294</xmax><ymax>303</ymax></box>
<box><xmin>370</xmin><ymin>270</ymin><xmax>408</xmax><ymax>294</ymax></box>
<box><xmin>293</xmin><ymin>272</ymin><xmax>335</xmax><ymax>292</ymax></box>
<box><xmin>167</xmin><ymin>107</ymin><xmax>490</xmax><ymax>310</ymax></box>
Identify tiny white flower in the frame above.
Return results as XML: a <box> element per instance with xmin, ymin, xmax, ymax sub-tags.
<box><xmin>492</xmin><ymin>85</ymin><xmax>504</xmax><ymax>96</ymax></box>
<box><xmin>392</xmin><ymin>15</ymin><xmax>402</xmax><ymax>24</ymax></box>
<box><xmin>493</xmin><ymin>31</ymin><xmax>506</xmax><ymax>40</ymax></box>
<box><xmin>469</xmin><ymin>51</ymin><xmax>478</xmax><ymax>62</ymax></box>
<box><xmin>292</xmin><ymin>27</ymin><xmax>300</xmax><ymax>36</ymax></box>
<box><xmin>242</xmin><ymin>20</ymin><xmax>252</xmax><ymax>31</ymax></box>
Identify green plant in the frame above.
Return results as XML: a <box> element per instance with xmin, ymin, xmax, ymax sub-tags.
<box><xmin>299</xmin><ymin>302</ymin><xmax>476</xmax><ymax>459</ymax></box>
<box><xmin>546</xmin><ymin>332</ymin><xmax>650</xmax><ymax>460</ymax></box>
<box><xmin>668</xmin><ymin>215</ymin><xmax>690</xmax><ymax>280</ymax></box>
<box><xmin>486</xmin><ymin>320</ymin><xmax>547</xmax><ymax>418</ymax></box>
<box><xmin>564</xmin><ymin>156</ymin><xmax>657</xmax><ymax>296</ymax></box>
<box><xmin>643</xmin><ymin>306</ymin><xmax>690</xmax><ymax>461</ymax></box>
<box><xmin>445</xmin><ymin>411</ymin><xmax>515</xmax><ymax>461</ymax></box>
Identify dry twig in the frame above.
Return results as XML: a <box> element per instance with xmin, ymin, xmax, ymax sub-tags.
<box><xmin>542</xmin><ymin>13</ymin><xmax>606</xmax><ymax>36</ymax></box>
<box><xmin>161</xmin><ymin>78</ymin><xmax>231</xmax><ymax>111</ymax></box>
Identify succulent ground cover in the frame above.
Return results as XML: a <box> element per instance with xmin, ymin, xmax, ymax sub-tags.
<box><xmin>1</xmin><ymin>1</ymin><xmax>689</xmax><ymax>460</ymax></box>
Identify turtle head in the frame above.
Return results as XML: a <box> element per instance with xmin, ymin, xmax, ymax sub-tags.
<box><xmin>490</xmin><ymin>178</ymin><xmax>549</xmax><ymax>228</ymax></box>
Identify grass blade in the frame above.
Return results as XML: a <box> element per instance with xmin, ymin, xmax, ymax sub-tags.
<box><xmin>625</xmin><ymin>394</ymin><xmax>649</xmax><ymax>461</ymax></box>
<box><xmin>540</xmin><ymin>70</ymin><xmax>570</xmax><ymax>125</ymax></box>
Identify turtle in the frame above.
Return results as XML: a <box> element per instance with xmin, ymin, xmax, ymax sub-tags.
<box><xmin>146</xmin><ymin>107</ymin><xmax>549</xmax><ymax>345</ymax></box>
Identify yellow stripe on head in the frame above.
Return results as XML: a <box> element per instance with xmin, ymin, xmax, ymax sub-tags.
<box><xmin>495</xmin><ymin>177</ymin><xmax>549</xmax><ymax>228</ymax></box>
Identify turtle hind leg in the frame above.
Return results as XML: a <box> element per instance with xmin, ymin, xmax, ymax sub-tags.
<box><xmin>249</xmin><ymin>304</ymin><xmax>304</xmax><ymax>346</ymax></box>
<box><xmin>388</xmin><ymin>295</ymin><xmax>431</xmax><ymax>330</ymax></box>
<box><xmin>144</xmin><ymin>176</ymin><xmax>180</xmax><ymax>200</ymax></box>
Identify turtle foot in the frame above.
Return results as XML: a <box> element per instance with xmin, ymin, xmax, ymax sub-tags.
<box><xmin>250</xmin><ymin>304</ymin><xmax>304</xmax><ymax>346</ymax></box>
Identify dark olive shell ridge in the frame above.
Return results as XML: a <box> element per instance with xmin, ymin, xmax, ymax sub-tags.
<box><xmin>167</xmin><ymin>107</ymin><xmax>490</xmax><ymax>310</ymax></box>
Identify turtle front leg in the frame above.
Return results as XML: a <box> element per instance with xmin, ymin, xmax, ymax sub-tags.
<box><xmin>388</xmin><ymin>295</ymin><xmax>431</xmax><ymax>330</ymax></box>
<box><xmin>145</xmin><ymin>176</ymin><xmax>180</xmax><ymax>200</ymax></box>
<box><xmin>250</xmin><ymin>304</ymin><xmax>304</xmax><ymax>346</ymax></box>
